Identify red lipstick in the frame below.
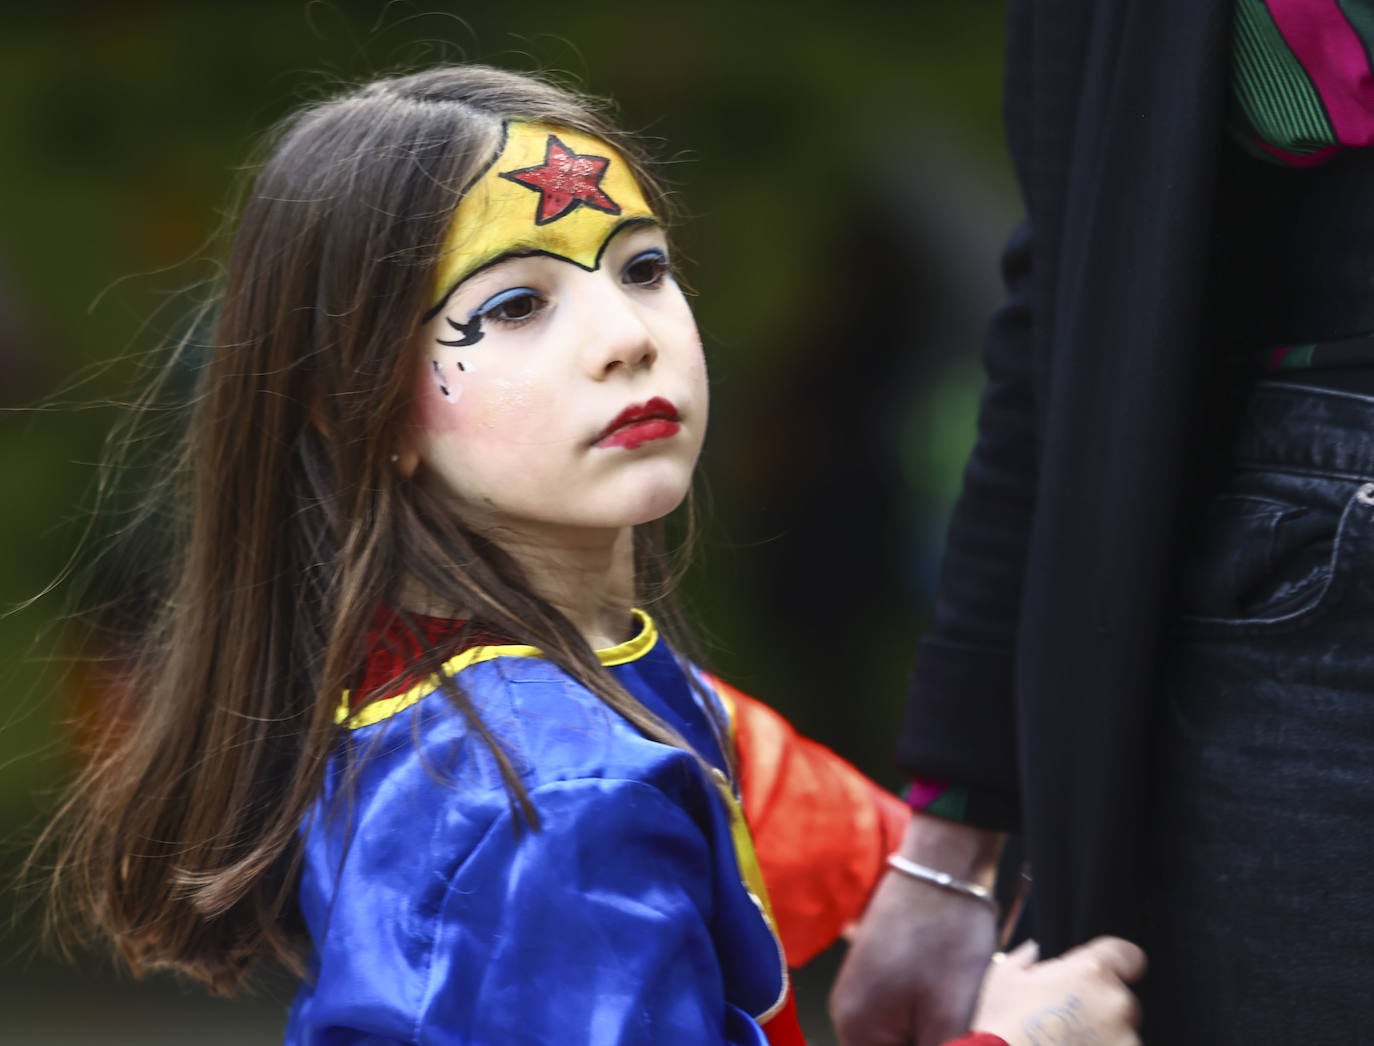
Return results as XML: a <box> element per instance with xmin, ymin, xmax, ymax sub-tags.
<box><xmin>595</xmin><ymin>396</ymin><xmax>681</xmax><ymax>450</ymax></box>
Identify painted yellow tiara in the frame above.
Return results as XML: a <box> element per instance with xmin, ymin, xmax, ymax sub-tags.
<box><xmin>430</xmin><ymin>121</ymin><xmax>657</xmax><ymax>310</ymax></box>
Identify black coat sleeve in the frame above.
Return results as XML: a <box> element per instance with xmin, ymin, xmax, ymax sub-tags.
<box><xmin>895</xmin><ymin>218</ymin><xmax>1035</xmax><ymax>829</ymax></box>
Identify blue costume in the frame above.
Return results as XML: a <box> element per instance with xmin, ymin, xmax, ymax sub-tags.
<box><xmin>285</xmin><ymin>611</ymin><xmax>795</xmax><ymax>1045</ymax></box>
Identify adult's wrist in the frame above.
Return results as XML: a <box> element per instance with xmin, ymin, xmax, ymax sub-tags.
<box><xmin>886</xmin><ymin>853</ymin><xmax>1000</xmax><ymax>915</ymax></box>
<box><xmin>896</xmin><ymin>810</ymin><xmax>1006</xmax><ymax>893</ymax></box>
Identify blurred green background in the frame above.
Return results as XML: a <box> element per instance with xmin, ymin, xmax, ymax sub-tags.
<box><xmin>0</xmin><ymin>1</ymin><xmax>1015</xmax><ymax>1040</ymax></box>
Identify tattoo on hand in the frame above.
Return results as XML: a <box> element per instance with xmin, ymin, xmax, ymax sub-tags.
<box><xmin>1022</xmin><ymin>995</ymin><xmax>1097</xmax><ymax>1045</ymax></box>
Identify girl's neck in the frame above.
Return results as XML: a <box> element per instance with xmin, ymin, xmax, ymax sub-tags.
<box><xmin>411</xmin><ymin>523</ymin><xmax>639</xmax><ymax>650</ymax></box>
<box><xmin>508</xmin><ymin>524</ymin><xmax>638</xmax><ymax>649</ymax></box>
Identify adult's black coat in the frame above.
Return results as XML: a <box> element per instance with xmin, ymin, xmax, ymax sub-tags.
<box><xmin>896</xmin><ymin>0</ymin><xmax>1234</xmax><ymax>955</ymax></box>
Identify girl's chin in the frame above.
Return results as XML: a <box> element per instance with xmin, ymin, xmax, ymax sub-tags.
<box><xmin>620</xmin><ymin>484</ymin><xmax>692</xmax><ymax>527</ymax></box>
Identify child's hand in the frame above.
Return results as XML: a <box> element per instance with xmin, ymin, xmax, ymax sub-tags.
<box><xmin>969</xmin><ymin>936</ymin><xmax>1145</xmax><ymax>1046</ymax></box>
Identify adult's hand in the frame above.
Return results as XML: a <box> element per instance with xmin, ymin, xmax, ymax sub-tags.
<box><xmin>830</xmin><ymin>814</ymin><xmax>1005</xmax><ymax>1046</ymax></box>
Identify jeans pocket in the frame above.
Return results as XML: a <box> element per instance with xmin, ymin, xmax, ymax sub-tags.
<box><xmin>1175</xmin><ymin>486</ymin><xmax>1354</xmax><ymax>635</ymax></box>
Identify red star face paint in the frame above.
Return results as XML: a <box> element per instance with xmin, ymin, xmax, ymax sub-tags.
<box><xmin>500</xmin><ymin>134</ymin><xmax>623</xmax><ymax>225</ymax></box>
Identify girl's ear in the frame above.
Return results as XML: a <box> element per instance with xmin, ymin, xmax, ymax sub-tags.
<box><xmin>396</xmin><ymin>449</ymin><xmax>421</xmax><ymax>478</ymax></box>
<box><xmin>393</xmin><ymin>442</ymin><xmax>421</xmax><ymax>478</ymax></box>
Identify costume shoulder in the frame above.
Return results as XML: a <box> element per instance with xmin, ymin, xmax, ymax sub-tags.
<box><xmin>290</xmin><ymin>649</ymin><xmax>775</xmax><ymax>1045</ymax></box>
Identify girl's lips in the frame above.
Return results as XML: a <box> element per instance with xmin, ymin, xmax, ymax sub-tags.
<box><xmin>595</xmin><ymin>397</ymin><xmax>681</xmax><ymax>449</ymax></box>
<box><xmin>597</xmin><ymin>418</ymin><xmax>681</xmax><ymax>450</ymax></box>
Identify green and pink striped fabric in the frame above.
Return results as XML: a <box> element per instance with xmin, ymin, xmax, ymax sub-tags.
<box><xmin>1233</xmin><ymin>0</ymin><xmax>1374</xmax><ymax>164</ymax></box>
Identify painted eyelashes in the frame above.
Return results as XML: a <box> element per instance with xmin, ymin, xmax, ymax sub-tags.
<box><xmin>432</xmin><ymin>308</ymin><xmax>484</xmax><ymax>392</ymax></box>
<box><xmin>434</xmin><ymin>284</ymin><xmax>540</xmax><ymax>361</ymax></box>
<box><xmin>432</xmin><ymin>285</ymin><xmax>540</xmax><ymax>380</ymax></box>
<box><xmin>437</xmin><ymin>313</ymin><xmax>484</xmax><ymax>348</ymax></box>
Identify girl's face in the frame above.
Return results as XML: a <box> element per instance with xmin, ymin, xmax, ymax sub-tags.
<box><xmin>409</xmin><ymin>205</ymin><xmax>706</xmax><ymax>543</ymax></box>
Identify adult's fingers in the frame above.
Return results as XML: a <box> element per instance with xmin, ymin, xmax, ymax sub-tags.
<box><xmin>1068</xmin><ymin>936</ymin><xmax>1148</xmax><ymax>983</ymax></box>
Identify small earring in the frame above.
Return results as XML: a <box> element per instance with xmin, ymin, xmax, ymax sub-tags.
<box><xmin>390</xmin><ymin>453</ymin><xmax>400</xmax><ymax>463</ymax></box>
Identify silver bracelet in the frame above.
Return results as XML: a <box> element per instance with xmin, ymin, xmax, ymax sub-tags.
<box><xmin>886</xmin><ymin>853</ymin><xmax>999</xmax><ymax>914</ymax></box>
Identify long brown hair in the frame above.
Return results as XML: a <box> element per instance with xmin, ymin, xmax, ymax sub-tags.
<box><xmin>38</xmin><ymin>65</ymin><xmax>712</xmax><ymax>994</ymax></box>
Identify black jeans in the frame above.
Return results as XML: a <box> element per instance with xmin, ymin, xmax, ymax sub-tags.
<box><xmin>1145</xmin><ymin>382</ymin><xmax>1374</xmax><ymax>1043</ymax></box>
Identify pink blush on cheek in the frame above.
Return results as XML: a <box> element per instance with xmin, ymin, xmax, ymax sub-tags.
<box><xmin>463</xmin><ymin>378</ymin><xmax>555</xmax><ymax>445</ymax></box>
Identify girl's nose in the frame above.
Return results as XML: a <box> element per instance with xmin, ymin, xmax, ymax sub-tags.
<box><xmin>584</xmin><ymin>284</ymin><xmax>658</xmax><ymax>377</ymax></box>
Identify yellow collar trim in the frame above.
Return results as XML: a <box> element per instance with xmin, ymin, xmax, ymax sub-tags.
<box><xmin>594</xmin><ymin>608</ymin><xmax>659</xmax><ymax>666</ymax></box>
<box><xmin>336</xmin><ymin>609</ymin><xmax>658</xmax><ymax>730</ymax></box>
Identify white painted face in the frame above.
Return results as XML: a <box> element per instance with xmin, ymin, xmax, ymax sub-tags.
<box><xmin>408</xmin><ymin>219</ymin><xmax>707</xmax><ymax>544</ymax></box>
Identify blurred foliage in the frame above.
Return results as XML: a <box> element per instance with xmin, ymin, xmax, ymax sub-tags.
<box><xmin>0</xmin><ymin>0</ymin><xmax>1013</xmax><ymax>1035</ymax></box>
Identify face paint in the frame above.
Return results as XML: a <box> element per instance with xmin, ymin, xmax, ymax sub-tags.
<box><xmin>429</xmin><ymin>121</ymin><xmax>658</xmax><ymax>312</ymax></box>
<box><xmin>409</xmin><ymin>137</ymin><xmax>707</xmax><ymax>539</ymax></box>
<box><xmin>437</xmin><ymin>313</ymin><xmax>484</xmax><ymax>348</ymax></box>
<box><xmin>431</xmin><ymin>360</ymin><xmax>455</xmax><ymax>401</ymax></box>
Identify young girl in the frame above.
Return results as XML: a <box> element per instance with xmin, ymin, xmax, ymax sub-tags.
<box><xmin>43</xmin><ymin>66</ymin><xmax>1144</xmax><ymax>1044</ymax></box>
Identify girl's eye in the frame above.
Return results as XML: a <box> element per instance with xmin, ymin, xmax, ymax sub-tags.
<box><xmin>476</xmin><ymin>287</ymin><xmax>545</xmax><ymax>326</ymax></box>
<box><xmin>623</xmin><ymin>249</ymin><xmax>671</xmax><ymax>288</ymax></box>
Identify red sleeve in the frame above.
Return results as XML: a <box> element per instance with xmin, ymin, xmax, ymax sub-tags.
<box><xmin>946</xmin><ymin>1036</ymin><xmax>1009</xmax><ymax>1046</ymax></box>
<box><xmin>708</xmin><ymin>675</ymin><xmax>910</xmax><ymax>968</ymax></box>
